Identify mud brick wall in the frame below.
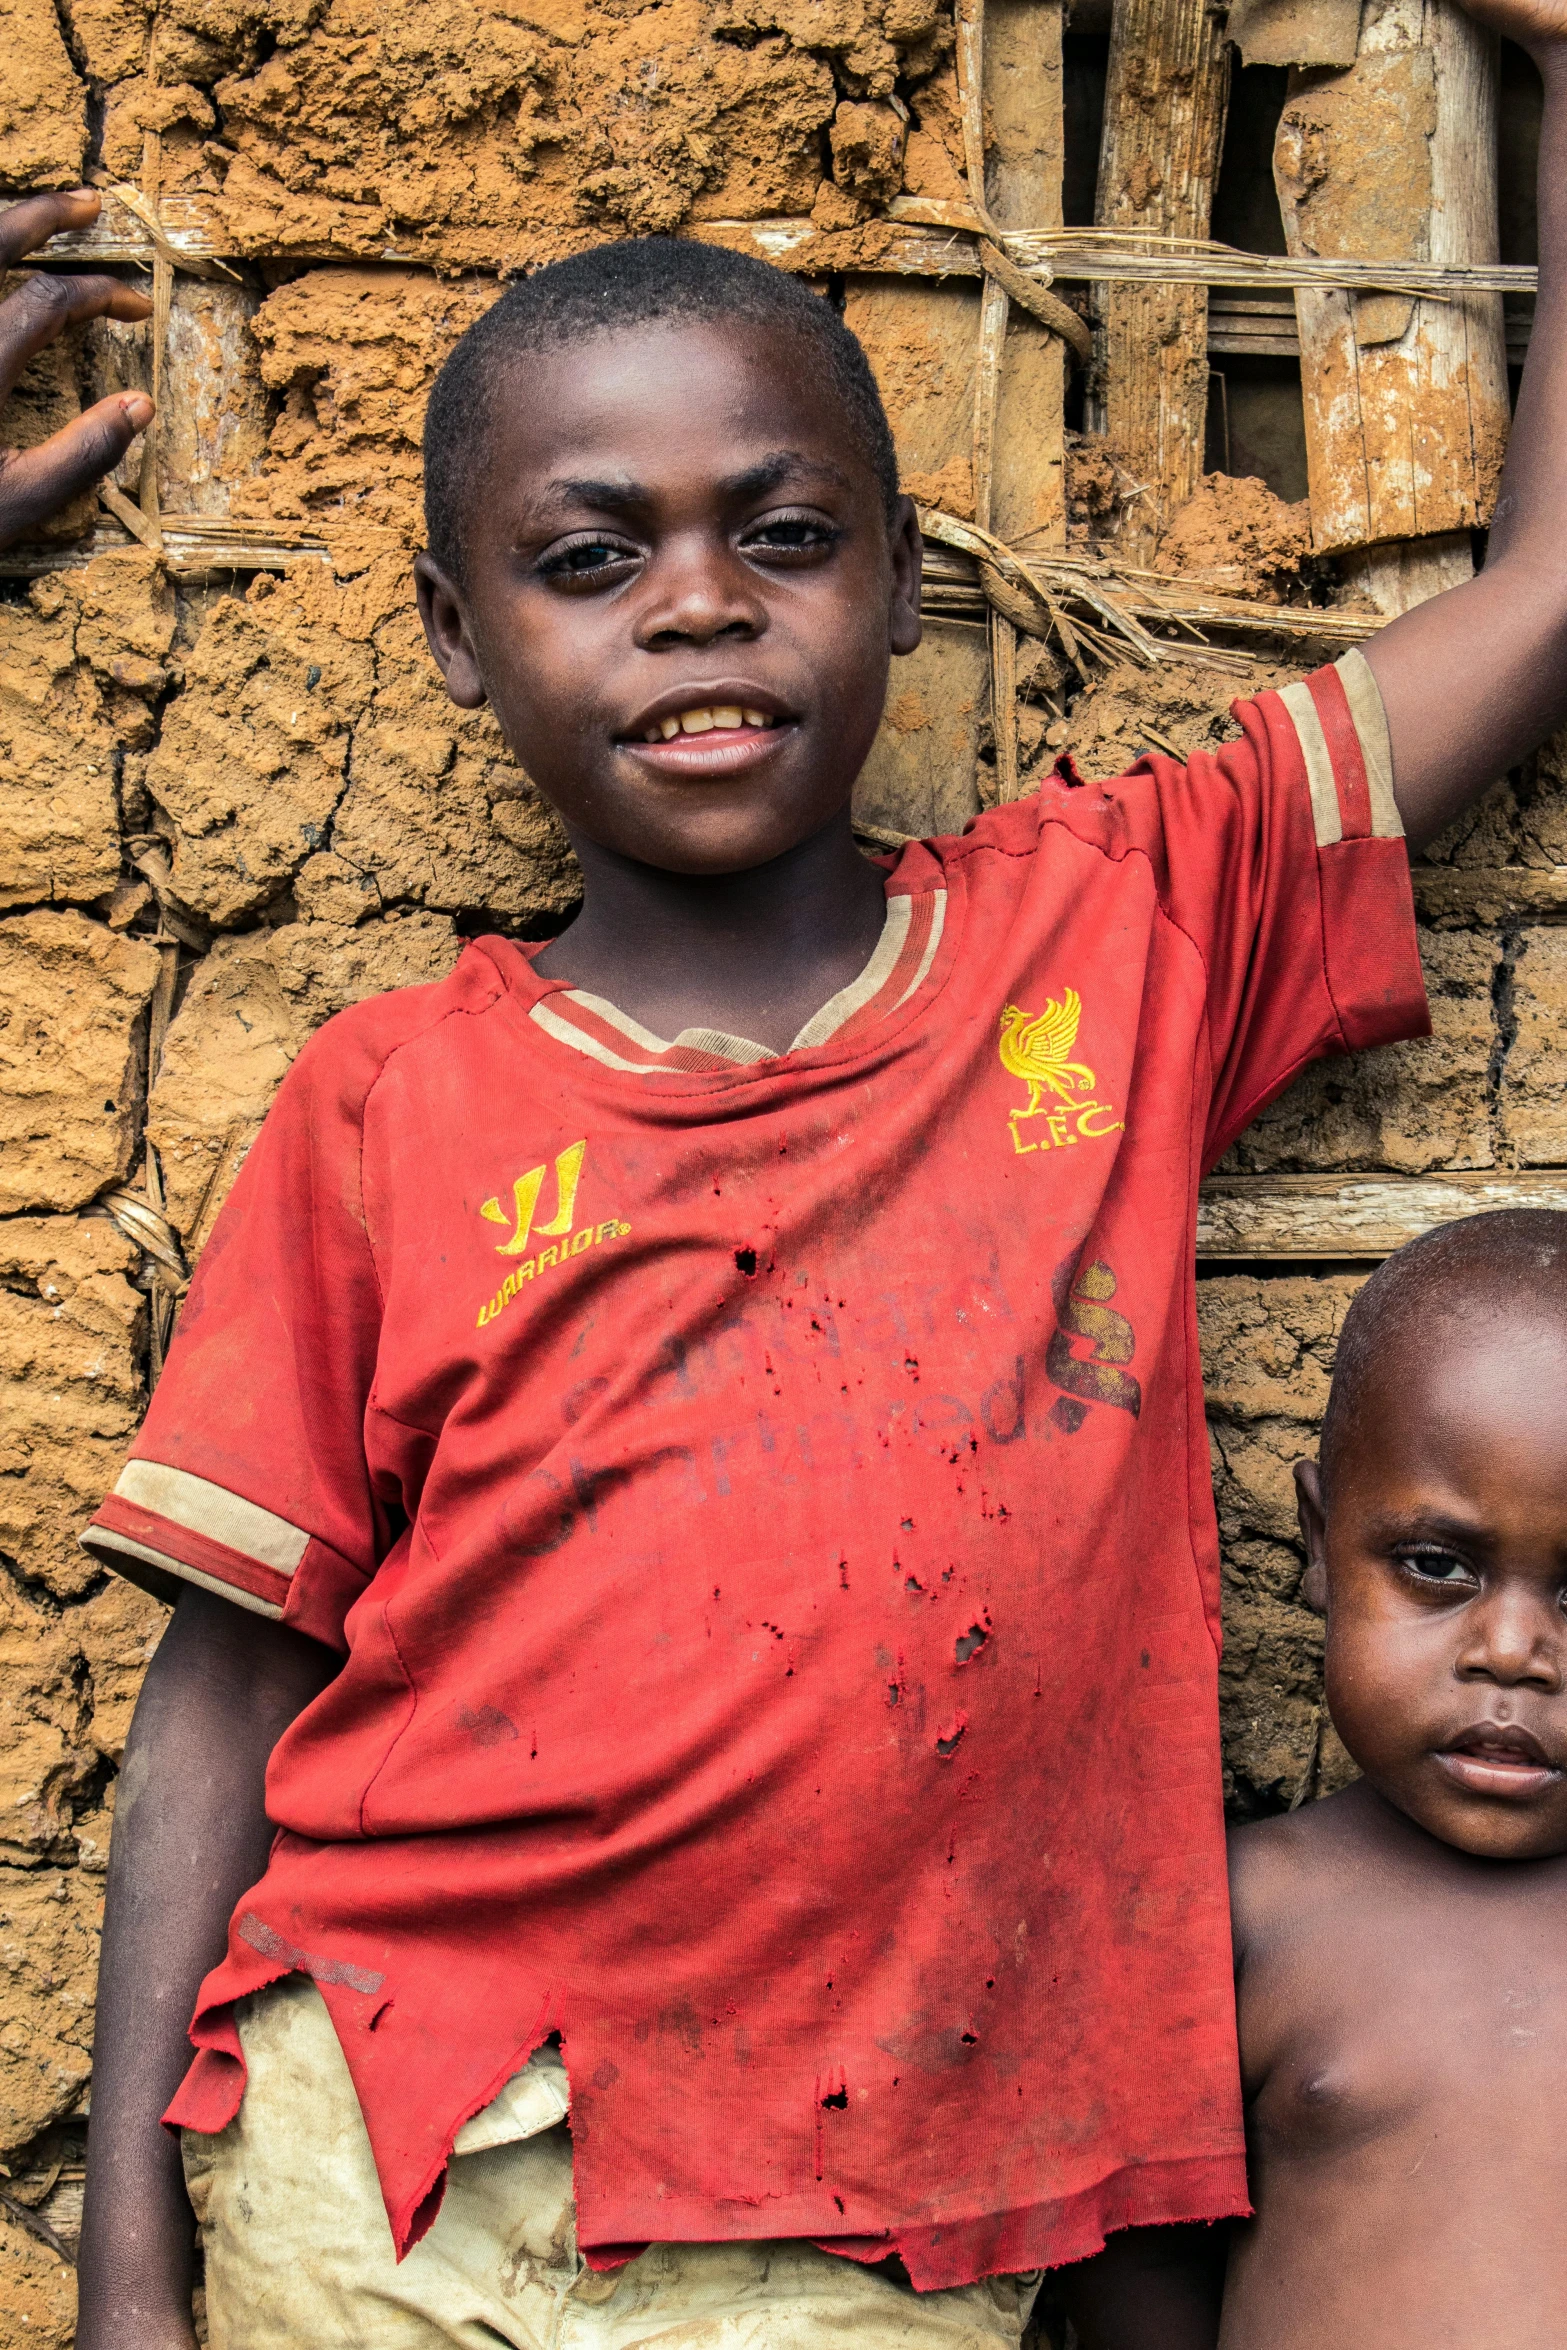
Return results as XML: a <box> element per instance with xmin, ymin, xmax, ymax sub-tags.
<box><xmin>0</xmin><ymin>0</ymin><xmax>1546</xmax><ymax>2334</ymax></box>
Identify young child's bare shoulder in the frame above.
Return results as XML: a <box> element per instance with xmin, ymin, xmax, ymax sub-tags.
<box><xmin>1226</xmin><ymin>1783</ymin><xmax>1383</xmax><ymax>1962</ymax></box>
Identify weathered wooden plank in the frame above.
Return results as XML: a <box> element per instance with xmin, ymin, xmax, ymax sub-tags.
<box><xmin>846</xmin><ymin>277</ymin><xmax>987</xmax><ymax>522</ymax></box>
<box><xmin>1276</xmin><ymin>0</ymin><xmax>1509</xmax><ymax>569</ymax></box>
<box><xmin>842</xmin><ymin>273</ymin><xmax>995</xmax><ymax>833</ymax></box>
<box><xmin>1209</xmin><ymin>294</ymin><xmax>1530</xmax><ymax>361</ymax></box>
<box><xmin>981</xmin><ymin>0</ymin><xmax>1066</xmax><ymax>800</ymax></box>
<box><xmin>1413</xmin><ymin>866</ymin><xmax>1567</xmax><ymax>922</ymax></box>
<box><xmin>157</xmin><ymin>280</ymin><xmax>268</xmax><ymax>516</ymax></box>
<box><xmin>1197</xmin><ymin>1172</ymin><xmax>1567</xmax><ymax>1259</ymax></box>
<box><xmin>852</xmin><ymin>619</ymin><xmax>993</xmax><ymax>841</ymax></box>
<box><xmin>1229</xmin><ymin>0</ymin><xmax>1361</xmax><ymax>67</ymax></box>
<box><xmin>1089</xmin><ymin>0</ymin><xmax>1231</xmax><ymax>558</ymax></box>
<box><xmin>985</xmin><ymin>0</ymin><xmax>1067</xmax><ymax>550</ymax></box>
<box><xmin>845</xmin><ymin>0</ymin><xmax>1066</xmax><ymax>830</ymax></box>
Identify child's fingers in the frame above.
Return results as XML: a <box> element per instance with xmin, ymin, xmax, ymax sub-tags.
<box><xmin>0</xmin><ymin>391</ymin><xmax>155</xmax><ymax>550</ymax></box>
<box><xmin>0</xmin><ymin>189</ymin><xmax>162</xmax><ymax>548</ymax></box>
<box><xmin>0</xmin><ymin>194</ymin><xmax>154</xmax><ymax>423</ymax></box>
<box><xmin>0</xmin><ymin>267</ymin><xmax>155</xmax><ymax>408</ymax></box>
<box><xmin>0</xmin><ymin>188</ymin><xmax>106</xmax><ymax>271</ymax></box>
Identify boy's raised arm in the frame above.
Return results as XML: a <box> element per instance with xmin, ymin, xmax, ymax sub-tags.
<box><xmin>1365</xmin><ymin>2</ymin><xmax>1567</xmax><ymax>850</ymax></box>
<box><xmin>75</xmin><ymin>1591</ymin><xmax>337</xmax><ymax>2350</ymax></box>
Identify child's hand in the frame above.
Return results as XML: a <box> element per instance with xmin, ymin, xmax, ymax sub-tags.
<box><xmin>0</xmin><ymin>191</ymin><xmax>154</xmax><ymax>550</ymax></box>
<box><xmin>1456</xmin><ymin>0</ymin><xmax>1567</xmax><ymax>55</ymax></box>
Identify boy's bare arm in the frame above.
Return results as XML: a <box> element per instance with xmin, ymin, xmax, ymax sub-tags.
<box><xmin>1056</xmin><ymin>2221</ymin><xmax>1227</xmax><ymax>2350</ymax></box>
<box><xmin>75</xmin><ymin>1589</ymin><xmax>337</xmax><ymax>2350</ymax></box>
<box><xmin>1366</xmin><ymin>2</ymin><xmax>1567</xmax><ymax>850</ymax></box>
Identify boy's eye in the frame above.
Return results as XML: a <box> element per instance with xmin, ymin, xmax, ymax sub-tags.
<box><xmin>1395</xmin><ymin>1547</ymin><xmax>1478</xmax><ymax>1589</ymax></box>
<box><xmin>536</xmin><ymin>537</ymin><xmax>639</xmax><ymax>584</ymax></box>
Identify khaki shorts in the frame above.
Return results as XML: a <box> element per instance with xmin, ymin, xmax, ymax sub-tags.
<box><xmin>183</xmin><ymin>1975</ymin><xmax>1039</xmax><ymax>2349</ymax></box>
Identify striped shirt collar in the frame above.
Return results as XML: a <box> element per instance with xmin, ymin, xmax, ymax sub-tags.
<box><xmin>529</xmin><ymin>885</ymin><xmax>947</xmax><ymax>1078</ymax></box>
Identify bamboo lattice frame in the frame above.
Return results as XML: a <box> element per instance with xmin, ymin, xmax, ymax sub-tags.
<box><xmin>18</xmin><ymin>0</ymin><xmax>1554</xmax><ymax>1282</ymax></box>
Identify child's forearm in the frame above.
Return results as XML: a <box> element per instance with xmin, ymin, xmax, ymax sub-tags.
<box><xmin>1057</xmin><ymin>2221</ymin><xmax>1227</xmax><ymax>2350</ymax></box>
<box><xmin>1485</xmin><ymin>41</ymin><xmax>1567</xmax><ymax>586</ymax></box>
<box><xmin>75</xmin><ymin>1589</ymin><xmax>337</xmax><ymax>2350</ymax></box>
<box><xmin>1366</xmin><ymin>19</ymin><xmax>1567</xmax><ymax>847</ymax></box>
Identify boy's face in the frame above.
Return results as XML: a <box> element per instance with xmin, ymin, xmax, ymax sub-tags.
<box><xmin>1298</xmin><ymin>1306</ymin><xmax>1567</xmax><ymax>1859</ymax></box>
<box><xmin>414</xmin><ymin>316</ymin><xmax>922</xmax><ymax>877</ymax></box>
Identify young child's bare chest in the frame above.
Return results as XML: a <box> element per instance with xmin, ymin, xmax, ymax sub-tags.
<box><xmin>1224</xmin><ymin>1851</ymin><xmax>1567</xmax><ymax>2349</ymax></box>
<box><xmin>1249</xmin><ymin>1901</ymin><xmax>1567</xmax><ymax>2153</ymax></box>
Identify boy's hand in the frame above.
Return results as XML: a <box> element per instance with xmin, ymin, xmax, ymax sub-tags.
<box><xmin>0</xmin><ymin>191</ymin><xmax>154</xmax><ymax>550</ymax></box>
<box><xmin>1456</xmin><ymin>0</ymin><xmax>1567</xmax><ymax>54</ymax></box>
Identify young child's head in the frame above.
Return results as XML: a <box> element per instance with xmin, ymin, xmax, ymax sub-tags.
<box><xmin>1298</xmin><ymin>1209</ymin><xmax>1567</xmax><ymax>1860</ymax></box>
<box><xmin>413</xmin><ymin>237</ymin><xmax>922</xmax><ymax>880</ymax></box>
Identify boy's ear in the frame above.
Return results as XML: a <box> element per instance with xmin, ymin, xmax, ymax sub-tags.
<box><xmin>1294</xmin><ymin>1458</ymin><xmax>1328</xmax><ymax>1615</ymax></box>
<box><xmin>413</xmin><ymin>552</ymin><xmax>488</xmax><ymax>710</ymax></box>
<box><xmin>889</xmin><ymin>494</ymin><xmax>923</xmax><ymax>659</ymax></box>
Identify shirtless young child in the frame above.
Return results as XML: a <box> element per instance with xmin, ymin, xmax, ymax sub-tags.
<box><xmin>1221</xmin><ymin>1207</ymin><xmax>1567</xmax><ymax>2349</ymax></box>
<box><xmin>1062</xmin><ymin>1207</ymin><xmax>1567</xmax><ymax>2349</ymax></box>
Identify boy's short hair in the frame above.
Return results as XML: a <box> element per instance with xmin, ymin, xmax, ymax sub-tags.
<box><xmin>422</xmin><ymin>236</ymin><xmax>902</xmax><ymax>582</ymax></box>
<box><xmin>1320</xmin><ymin>1208</ymin><xmax>1567</xmax><ymax>1494</ymax></box>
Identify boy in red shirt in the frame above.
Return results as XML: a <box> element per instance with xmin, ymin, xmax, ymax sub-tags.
<box><xmin>4</xmin><ymin>0</ymin><xmax>1554</xmax><ymax>2330</ymax></box>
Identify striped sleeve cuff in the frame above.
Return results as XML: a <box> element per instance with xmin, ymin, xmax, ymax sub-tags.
<box><xmin>1276</xmin><ymin>649</ymin><xmax>1401</xmax><ymax>848</ymax></box>
<box><xmin>1261</xmin><ymin>647</ymin><xmax>1425</xmax><ymax>1057</ymax></box>
<box><xmin>81</xmin><ymin>1460</ymin><xmax>308</xmax><ymax>1619</ymax></box>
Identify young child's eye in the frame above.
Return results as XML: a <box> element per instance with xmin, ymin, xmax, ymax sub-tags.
<box><xmin>1395</xmin><ymin>1547</ymin><xmax>1477</xmax><ymax>1588</ymax></box>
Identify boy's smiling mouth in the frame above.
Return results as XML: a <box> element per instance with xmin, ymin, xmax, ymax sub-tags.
<box><xmin>640</xmin><ymin>705</ymin><xmax>773</xmax><ymax>742</ymax></box>
<box><xmin>1436</xmin><ymin>1722</ymin><xmax>1563</xmax><ymax>1800</ymax></box>
<box><xmin>620</xmin><ymin>685</ymin><xmax>793</xmax><ymax>776</ymax></box>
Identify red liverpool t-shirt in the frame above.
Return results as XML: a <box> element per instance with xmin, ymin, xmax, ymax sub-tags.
<box><xmin>85</xmin><ymin>655</ymin><xmax>1426</xmax><ymax>2287</ymax></box>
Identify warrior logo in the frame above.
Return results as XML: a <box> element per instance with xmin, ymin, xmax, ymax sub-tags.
<box><xmin>475</xmin><ymin>1143</ymin><xmax>629</xmax><ymax>1330</ymax></box>
<box><xmin>482</xmin><ymin>1141</ymin><xmax>586</xmax><ymax>1257</ymax></box>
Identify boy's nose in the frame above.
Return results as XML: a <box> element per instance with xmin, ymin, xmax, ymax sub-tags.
<box><xmin>634</xmin><ymin>540</ymin><xmax>766</xmax><ymax>648</ymax></box>
<box><xmin>1455</xmin><ymin>1589</ymin><xmax>1564</xmax><ymax>1690</ymax></box>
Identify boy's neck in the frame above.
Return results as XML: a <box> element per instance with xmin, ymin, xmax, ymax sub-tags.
<box><xmin>533</xmin><ymin>813</ymin><xmax>891</xmax><ymax>1056</ymax></box>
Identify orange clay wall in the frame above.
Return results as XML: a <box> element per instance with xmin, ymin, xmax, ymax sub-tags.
<box><xmin>0</xmin><ymin>1</ymin><xmax>1551</xmax><ymax>2334</ymax></box>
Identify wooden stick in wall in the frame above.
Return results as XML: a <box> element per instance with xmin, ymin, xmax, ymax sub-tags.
<box><xmin>1090</xmin><ymin>0</ymin><xmax>1232</xmax><ymax>561</ymax></box>
<box><xmin>991</xmin><ymin>2</ymin><xmax>1075</xmax><ymax>546</ymax></box>
<box><xmin>971</xmin><ymin>0</ymin><xmax>1070</xmax><ymax>801</ymax></box>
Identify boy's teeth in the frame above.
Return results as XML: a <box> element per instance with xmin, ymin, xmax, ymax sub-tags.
<box><xmin>646</xmin><ymin>706</ymin><xmax>774</xmax><ymax>740</ymax></box>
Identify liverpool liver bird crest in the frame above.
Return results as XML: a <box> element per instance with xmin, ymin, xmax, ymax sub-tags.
<box><xmin>999</xmin><ymin>994</ymin><xmax>1098</xmax><ymax>1116</ymax></box>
